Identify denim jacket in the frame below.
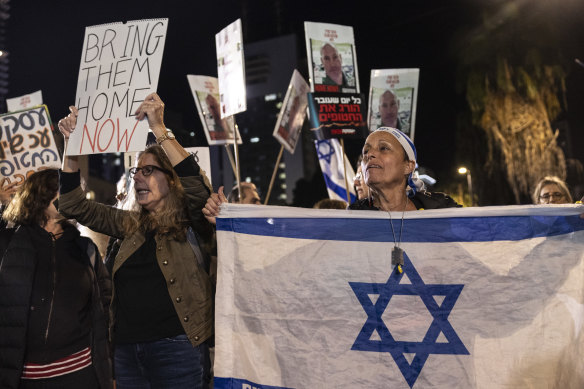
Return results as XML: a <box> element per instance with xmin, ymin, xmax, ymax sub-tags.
<box><xmin>59</xmin><ymin>160</ymin><xmax>214</xmax><ymax>347</ymax></box>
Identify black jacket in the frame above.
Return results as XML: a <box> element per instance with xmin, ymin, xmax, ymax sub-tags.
<box><xmin>349</xmin><ymin>191</ymin><xmax>461</xmax><ymax>211</ymax></box>
<box><xmin>0</xmin><ymin>223</ymin><xmax>113</xmax><ymax>389</ymax></box>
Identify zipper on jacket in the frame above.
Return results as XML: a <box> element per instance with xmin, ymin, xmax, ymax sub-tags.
<box><xmin>44</xmin><ymin>235</ymin><xmax>57</xmax><ymax>343</ymax></box>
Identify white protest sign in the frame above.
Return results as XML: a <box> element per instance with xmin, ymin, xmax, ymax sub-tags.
<box><xmin>368</xmin><ymin>68</ymin><xmax>420</xmax><ymax>139</ymax></box>
<box><xmin>185</xmin><ymin>147</ymin><xmax>212</xmax><ymax>186</ymax></box>
<box><xmin>272</xmin><ymin>70</ymin><xmax>309</xmax><ymax>154</ymax></box>
<box><xmin>304</xmin><ymin>22</ymin><xmax>360</xmax><ymax>94</ymax></box>
<box><xmin>186</xmin><ymin>75</ymin><xmax>241</xmax><ymax>146</ymax></box>
<box><xmin>0</xmin><ymin>105</ymin><xmax>61</xmax><ymax>184</ymax></box>
<box><xmin>215</xmin><ymin>19</ymin><xmax>246</xmax><ymax>118</ymax></box>
<box><xmin>6</xmin><ymin>90</ymin><xmax>43</xmax><ymax>112</ymax></box>
<box><xmin>67</xmin><ymin>18</ymin><xmax>168</xmax><ymax>156</ymax></box>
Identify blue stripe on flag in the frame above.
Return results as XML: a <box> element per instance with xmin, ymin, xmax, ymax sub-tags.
<box><xmin>215</xmin><ymin>377</ymin><xmax>292</xmax><ymax>389</ymax></box>
<box><xmin>322</xmin><ymin>172</ymin><xmax>356</xmax><ymax>203</ymax></box>
<box><xmin>216</xmin><ymin>215</ymin><xmax>584</xmax><ymax>243</ymax></box>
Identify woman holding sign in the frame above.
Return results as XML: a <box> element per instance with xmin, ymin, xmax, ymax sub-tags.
<box><xmin>58</xmin><ymin>93</ymin><xmax>214</xmax><ymax>389</ymax></box>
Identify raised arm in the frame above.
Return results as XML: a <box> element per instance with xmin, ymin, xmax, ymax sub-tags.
<box><xmin>135</xmin><ymin>92</ymin><xmax>189</xmax><ymax>166</ymax></box>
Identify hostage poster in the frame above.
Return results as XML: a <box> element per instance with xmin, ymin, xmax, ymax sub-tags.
<box><xmin>272</xmin><ymin>70</ymin><xmax>309</xmax><ymax>153</ymax></box>
<box><xmin>304</xmin><ymin>22</ymin><xmax>359</xmax><ymax>94</ymax></box>
<box><xmin>186</xmin><ymin>75</ymin><xmax>241</xmax><ymax>146</ymax></box>
<box><xmin>368</xmin><ymin>68</ymin><xmax>420</xmax><ymax>139</ymax></box>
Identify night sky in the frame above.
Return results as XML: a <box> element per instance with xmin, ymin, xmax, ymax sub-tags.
<box><xmin>7</xmin><ymin>0</ymin><xmax>584</xmax><ymax>203</ymax></box>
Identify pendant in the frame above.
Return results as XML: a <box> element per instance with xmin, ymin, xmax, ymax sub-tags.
<box><xmin>391</xmin><ymin>246</ymin><xmax>404</xmax><ymax>266</ymax></box>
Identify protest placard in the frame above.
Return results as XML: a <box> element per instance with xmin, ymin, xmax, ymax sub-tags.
<box><xmin>215</xmin><ymin>19</ymin><xmax>246</xmax><ymax>118</ymax></box>
<box><xmin>186</xmin><ymin>75</ymin><xmax>241</xmax><ymax>146</ymax></box>
<box><xmin>272</xmin><ymin>70</ymin><xmax>309</xmax><ymax>154</ymax></box>
<box><xmin>368</xmin><ymin>68</ymin><xmax>420</xmax><ymax>139</ymax></box>
<box><xmin>67</xmin><ymin>18</ymin><xmax>168</xmax><ymax>156</ymax></box>
<box><xmin>307</xmin><ymin>92</ymin><xmax>368</xmax><ymax>140</ymax></box>
<box><xmin>304</xmin><ymin>22</ymin><xmax>360</xmax><ymax>94</ymax></box>
<box><xmin>0</xmin><ymin>105</ymin><xmax>61</xmax><ymax>184</ymax></box>
<box><xmin>6</xmin><ymin>90</ymin><xmax>43</xmax><ymax>112</ymax></box>
<box><xmin>185</xmin><ymin>147</ymin><xmax>212</xmax><ymax>186</ymax></box>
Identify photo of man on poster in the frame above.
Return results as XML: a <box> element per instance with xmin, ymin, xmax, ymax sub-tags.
<box><xmin>320</xmin><ymin>43</ymin><xmax>349</xmax><ymax>88</ymax></box>
<box><xmin>378</xmin><ymin>89</ymin><xmax>403</xmax><ymax>130</ymax></box>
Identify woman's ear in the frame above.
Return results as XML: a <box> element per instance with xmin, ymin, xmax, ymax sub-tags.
<box><xmin>404</xmin><ymin>160</ymin><xmax>415</xmax><ymax>175</ymax></box>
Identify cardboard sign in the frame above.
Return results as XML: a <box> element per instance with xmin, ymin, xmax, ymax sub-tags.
<box><xmin>272</xmin><ymin>70</ymin><xmax>310</xmax><ymax>154</ymax></box>
<box><xmin>185</xmin><ymin>147</ymin><xmax>212</xmax><ymax>186</ymax></box>
<box><xmin>6</xmin><ymin>90</ymin><xmax>43</xmax><ymax>112</ymax></box>
<box><xmin>67</xmin><ymin>18</ymin><xmax>168</xmax><ymax>155</ymax></box>
<box><xmin>215</xmin><ymin>19</ymin><xmax>246</xmax><ymax>118</ymax></box>
<box><xmin>368</xmin><ymin>69</ymin><xmax>420</xmax><ymax>139</ymax></box>
<box><xmin>186</xmin><ymin>75</ymin><xmax>241</xmax><ymax>146</ymax></box>
<box><xmin>307</xmin><ymin>92</ymin><xmax>368</xmax><ymax>140</ymax></box>
<box><xmin>0</xmin><ymin>105</ymin><xmax>61</xmax><ymax>184</ymax></box>
<box><xmin>304</xmin><ymin>22</ymin><xmax>360</xmax><ymax>94</ymax></box>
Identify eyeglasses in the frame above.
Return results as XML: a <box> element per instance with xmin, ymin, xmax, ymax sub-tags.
<box><xmin>539</xmin><ymin>192</ymin><xmax>564</xmax><ymax>201</ymax></box>
<box><xmin>129</xmin><ymin>165</ymin><xmax>171</xmax><ymax>177</ymax></box>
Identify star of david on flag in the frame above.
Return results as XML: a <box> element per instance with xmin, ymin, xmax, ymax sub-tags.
<box><xmin>213</xmin><ymin>204</ymin><xmax>584</xmax><ymax>389</ymax></box>
<box><xmin>350</xmin><ymin>252</ymin><xmax>469</xmax><ymax>388</ymax></box>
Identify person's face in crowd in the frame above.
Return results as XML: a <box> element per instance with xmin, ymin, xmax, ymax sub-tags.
<box><xmin>361</xmin><ymin>131</ymin><xmax>413</xmax><ymax>190</ymax></box>
<box><xmin>45</xmin><ymin>194</ymin><xmax>60</xmax><ymax>220</ymax></box>
<box><xmin>133</xmin><ymin>153</ymin><xmax>171</xmax><ymax>213</ymax></box>
<box><xmin>379</xmin><ymin>91</ymin><xmax>399</xmax><ymax>128</ymax></box>
<box><xmin>353</xmin><ymin>165</ymin><xmax>369</xmax><ymax>200</ymax></box>
<box><xmin>240</xmin><ymin>186</ymin><xmax>261</xmax><ymax>205</ymax></box>
<box><xmin>321</xmin><ymin>44</ymin><xmax>343</xmax><ymax>85</ymax></box>
<box><xmin>539</xmin><ymin>183</ymin><xmax>568</xmax><ymax>204</ymax></box>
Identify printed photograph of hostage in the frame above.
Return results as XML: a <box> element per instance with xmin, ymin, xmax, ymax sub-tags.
<box><xmin>311</xmin><ymin>40</ymin><xmax>357</xmax><ymax>93</ymax></box>
<box><xmin>197</xmin><ymin>91</ymin><xmax>236</xmax><ymax>142</ymax></box>
<box><xmin>378</xmin><ymin>89</ymin><xmax>403</xmax><ymax>130</ymax></box>
<box><xmin>276</xmin><ymin>93</ymin><xmax>305</xmax><ymax>153</ymax></box>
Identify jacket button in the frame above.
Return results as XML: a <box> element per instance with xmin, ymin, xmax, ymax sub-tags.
<box><xmin>176</xmin><ymin>296</ymin><xmax>182</xmax><ymax>303</ymax></box>
<box><xmin>162</xmin><ymin>260</ymin><xmax>168</xmax><ymax>265</ymax></box>
<box><xmin>194</xmin><ymin>336</ymin><xmax>199</xmax><ymax>341</ymax></box>
<box><xmin>183</xmin><ymin>316</ymin><xmax>189</xmax><ymax>322</ymax></box>
<box><xmin>169</xmin><ymin>278</ymin><xmax>175</xmax><ymax>284</ymax></box>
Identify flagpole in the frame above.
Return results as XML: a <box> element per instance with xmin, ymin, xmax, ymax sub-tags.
<box><xmin>224</xmin><ymin>144</ymin><xmax>237</xmax><ymax>177</ymax></box>
<box><xmin>340</xmin><ymin>138</ymin><xmax>351</xmax><ymax>203</ymax></box>
<box><xmin>264</xmin><ymin>145</ymin><xmax>284</xmax><ymax>205</ymax></box>
<box><xmin>233</xmin><ymin>124</ymin><xmax>242</xmax><ymax>202</ymax></box>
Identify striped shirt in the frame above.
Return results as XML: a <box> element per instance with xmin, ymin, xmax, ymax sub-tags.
<box><xmin>21</xmin><ymin>347</ymin><xmax>92</xmax><ymax>379</ymax></box>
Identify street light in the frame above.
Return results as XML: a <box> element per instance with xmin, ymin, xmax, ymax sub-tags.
<box><xmin>458</xmin><ymin>166</ymin><xmax>474</xmax><ymax>206</ymax></box>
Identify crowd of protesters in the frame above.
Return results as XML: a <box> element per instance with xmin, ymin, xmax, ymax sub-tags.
<box><xmin>0</xmin><ymin>94</ymin><xmax>582</xmax><ymax>389</ymax></box>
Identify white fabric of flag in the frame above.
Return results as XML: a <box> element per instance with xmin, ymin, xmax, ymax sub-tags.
<box><xmin>214</xmin><ymin>204</ymin><xmax>584</xmax><ymax>389</ymax></box>
<box><xmin>315</xmin><ymin>139</ymin><xmax>356</xmax><ymax>203</ymax></box>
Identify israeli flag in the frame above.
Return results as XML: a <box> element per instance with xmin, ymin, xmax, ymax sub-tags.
<box><xmin>315</xmin><ymin>139</ymin><xmax>356</xmax><ymax>203</ymax></box>
<box><xmin>214</xmin><ymin>204</ymin><xmax>584</xmax><ymax>388</ymax></box>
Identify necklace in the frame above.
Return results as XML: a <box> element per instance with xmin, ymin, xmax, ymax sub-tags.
<box><xmin>388</xmin><ymin>196</ymin><xmax>408</xmax><ymax>273</ymax></box>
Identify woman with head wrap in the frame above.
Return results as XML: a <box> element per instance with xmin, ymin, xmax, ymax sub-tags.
<box><xmin>349</xmin><ymin>127</ymin><xmax>459</xmax><ymax>211</ymax></box>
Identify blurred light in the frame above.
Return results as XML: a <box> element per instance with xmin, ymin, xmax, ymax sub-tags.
<box><xmin>278</xmin><ymin>173</ymin><xmax>286</xmax><ymax>179</ymax></box>
<box><xmin>86</xmin><ymin>191</ymin><xmax>95</xmax><ymax>200</ymax></box>
<box><xmin>279</xmin><ymin>162</ymin><xmax>285</xmax><ymax>169</ymax></box>
<box><xmin>458</xmin><ymin>167</ymin><xmax>468</xmax><ymax>174</ymax></box>
<box><xmin>250</xmin><ymin>137</ymin><xmax>260</xmax><ymax>143</ymax></box>
<box><xmin>190</xmin><ymin>132</ymin><xmax>195</xmax><ymax>137</ymax></box>
<box><xmin>267</xmin><ymin>218</ymin><xmax>274</xmax><ymax>225</ymax></box>
<box><xmin>245</xmin><ymin>177</ymin><xmax>252</xmax><ymax>183</ymax></box>
<box><xmin>281</xmin><ymin>183</ymin><xmax>287</xmax><ymax>189</ymax></box>
<box><xmin>264</xmin><ymin>93</ymin><xmax>277</xmax><ymax>101</ymax></box>
<box><xmin>276</xmin><ymin>102</ymin><xmax>283</xmax><ymax>109</ymax></box>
